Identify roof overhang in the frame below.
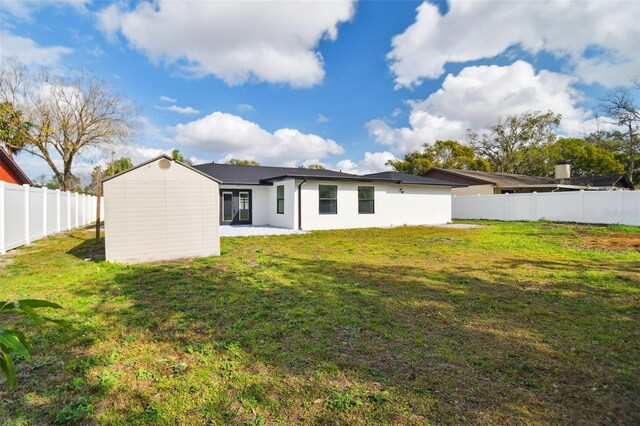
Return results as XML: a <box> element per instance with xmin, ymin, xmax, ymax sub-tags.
<box><xmin>102</xmin><ymin>155</ymin><xmax>222</xmax><ymax>183</ymax></box>
<box><xmin>260</xmin><ymin>174</ymin><xmax>467</xmax><ymax>187</ymax></box>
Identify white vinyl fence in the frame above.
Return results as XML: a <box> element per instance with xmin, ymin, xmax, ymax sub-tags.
<box><xmin>0</xmin><ymin>181</ymin><xmax>104</xmax><ymax>254</ymax></box>
<box><xmin>453</xmin><ymin>190</ymin><xmax>640</xmax><ymax>226</ymax></box>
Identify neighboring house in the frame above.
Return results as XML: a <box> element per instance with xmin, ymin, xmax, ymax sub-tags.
<box><xmin>0</xmin><ymin>147</ymin><xmax>33</xmax><ymax>186</ymax></box>
<box><xmin>103</xmin><ymin>155</ymin><xmax>221</xmax><ymax>263</ymax></box>
<box><xmin>192</xmin><ymin>163</ymin><xmax>464</xmax><ymax>230</ymax></box>
<box><xmin>423</xmin><ymin>161</ymin><xmax>633</xmax><ymax>195</ymax></box>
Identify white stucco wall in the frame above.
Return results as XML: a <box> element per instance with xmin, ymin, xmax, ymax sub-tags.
<box><xmin>298</xmin><ymin>180</ymin><xmax>452</xmax><ymax>231</ymax></box>
<box><xmin>104</xmin><ymin>158</ymin><xmax>220</xmax><ymax>263</ymax></box>
<box><xmin>267</xmin><ymin>179</ymin><xmax>296</xmax><ymax>229</ymax></box>
<box><xmin>219</xmin><ymin>185</ymin><xmax>270</xmax><ymax>226</ymax></box>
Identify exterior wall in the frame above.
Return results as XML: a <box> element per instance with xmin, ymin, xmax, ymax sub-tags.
<box><xmin>0</xmin><ymin>162</ymin><xmax>24</xmax><ymax>184</ymax></box>
<box><xmin>104</xmin><ymin>159</ymin><xmax>219</xmax><ymax>263</ymax></box>
<box><xmin>298</xmin><ymin>180</ymin><xmax>451</xmax><ymax>231</ymax></box>
<box><xmin>219</xmin><ymin>185</ymin><xmax>270</xmax><ymax>225</ymax></box>
<box><xmin>452</xmin><ymin>184</ymin><xmax>495</xmax><ymax>195</ymax></box>
<box><xmin>267</xmin><ymin>179</ymin><xmax>296</xmax><ymax>229</ymax></box>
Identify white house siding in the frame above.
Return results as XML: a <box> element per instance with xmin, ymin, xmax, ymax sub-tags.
<box><xmin>104</xmin><ymin>158</ymin><xmax>219</xmax><ymax>263</ymax></box>
<box><xmin>268</xmin><ymin>179</ymin><xmax>297</xmax><ymax>229</ymax></box>
<box><xmin>219</xmin><ymin>185</ymin><xmax>270</xmax><ymax>226</ymax></box>
<box><xmin>298</xmin><ymin>180</ymin><xmax>451</xmax><ymax>231</ymax></box>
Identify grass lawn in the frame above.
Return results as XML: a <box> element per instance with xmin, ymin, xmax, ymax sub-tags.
<box><xmin>1</xmin><ymin>221</ymin><xmax>639</xmax><ymax>425</ymax></box>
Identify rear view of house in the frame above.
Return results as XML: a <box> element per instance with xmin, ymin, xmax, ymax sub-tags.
<box><xmin>193</xmin><ymin>163</ymin><xmax>464</xmax><ymax>230</ymax></box>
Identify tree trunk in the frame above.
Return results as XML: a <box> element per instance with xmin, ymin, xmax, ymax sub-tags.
<box><xmin>627</xmin><ymin>123</ymin><xmax>636</xmax><ymax>184</ymax></box>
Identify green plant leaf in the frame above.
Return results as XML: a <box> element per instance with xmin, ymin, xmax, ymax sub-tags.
<box><xmin>43</xmin><ymin>317</ymin><xmax>71</xmax><ymax>328</ymax></box>
<box><xmin>0</xmin><ymin>329</ymin><xmax>31</xmax><ymax>360</ymax></box>
<box><xmin>17</xmin><ymin>305</ymin><xmax>46</xmax><ymax>329</ymax></box>
<box><xmin>1</xmin><ymin>299</ymin><xmax>63</xmax><ymax>311</ymax></box>
<box><xmin>8</xmin><ymin>329</ymin><xmax>31</xmax><ymax>350</ymax></box>
<box><xmin>0</xmin><ymin>351</ymin><xmax>16</xmax><ymax>389</ymax></box>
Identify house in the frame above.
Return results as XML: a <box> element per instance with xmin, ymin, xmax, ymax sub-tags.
<box><xmin>423</xmin><ymin>161</ymin><xmax>633</xmax><ymax>195</ymax></box>
<box><xmin>0</xmin><ymin>147</ymin><xmax>33</xmax><ymax>186</ymax></box>
<box><xmin>103</xmin><ymin>155</ymin><xmax>221</xmax><ymax>263</ymax></box>
<box><xmin>192</xmin><ymin>162</ymin><xmax>464</xmax><ymax>230</ymax></box>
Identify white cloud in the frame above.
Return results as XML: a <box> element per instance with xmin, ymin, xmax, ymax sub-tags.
<box><xmin>389</xmin><ymin>0</ymin><xmax>640</xmax><ymax>88</ymax></box>
<box><xmin>160</xmin><ymin>95</ymin><xmax>176</xmax><ymax>103</ymax></box>
<box><xmin>368</xmin><ymin>61</ymin><xmax>594</xmax><ymax>153</ymax></box>
<box><xmin>2</xmin><ymin>0</ymin><xmax>91</xmax><ymax>21</ymax></box>
<box><xmin>236</xmin><ymin>103</ymin><xmax>255</xmax><ymax>113</ymax></box>
<box><xmin>157</xmin><ymin>105</ymin><xmax>201</xmax><ymax>115</ymax></box>
<box><xmin>173</xmin><ymin>112</ymin><xmax>345</xmax><ymax>166</ymax></box>
<box><xmin>335</xmin><ymin>151</ymin><xmax>396</xmax><ymax>175</ymax></box>
<box><xmin>0</xmin><ymin>32</ymin><xmax>73</xmax><ymax>66</ymax></box>
<box><xmin>96</xmin><ymin>0</ymin><xmax>356</xmax><ymax>87</ymax></box>
<box><xmin>315</xmin><ymin>114</ymin><xmax>330</xmax><ymax>124</ymax></box>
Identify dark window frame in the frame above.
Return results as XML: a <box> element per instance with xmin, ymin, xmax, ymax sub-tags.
<box><xmin>276</xmin><ymin>185</ymin><xmax>285</xmax><ymax>214</ymax></box>
<box><xmin>318</xmin><ymin>184</ymin><xmax>337</xmax><ymax>215</ymax></box>
<box><xmin>358</xmin><ymin>186</ymin><xmax>375</xmax><ymax>214</ymax></box>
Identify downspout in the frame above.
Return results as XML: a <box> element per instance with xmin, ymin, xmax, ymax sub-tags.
<box><xmin>298</xmin><ymin>179</ymin><xmax>307</xmax><ymax>230</ymax></box>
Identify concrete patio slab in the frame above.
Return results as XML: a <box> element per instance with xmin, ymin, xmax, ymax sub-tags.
<box><xmin>220</xmin><ymin>225</ymin><xmax>306</xmax><ymax>237</ymax></box>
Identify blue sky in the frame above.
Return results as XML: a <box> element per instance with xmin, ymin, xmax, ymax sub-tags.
<box><xmin>1</xmin><ymin>0</ymin><xmax>639</xmax><ymax>181</ymax></box>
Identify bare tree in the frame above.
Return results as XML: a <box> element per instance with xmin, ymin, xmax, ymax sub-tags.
<box><xmin>600</xmin><ymin>85</ymin><xmax>639</xmax><ymax>184</ymax></box>
<box><xmin>0</xmin><ymin>60</ymin><xmax>136</xmax><ymax>190</ymax></box>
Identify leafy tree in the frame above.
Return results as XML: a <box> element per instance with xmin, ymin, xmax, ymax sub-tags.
<box><xmin>226</xmin><ymin>159</ymin><xmax>261</xmax><ymax>166</ymax></box>
<box><xmin>84</xmin><ymin>157</ymin><xmax>133</xmax><ymax>195</ymax></box>
<box><xmin>600</xmin><ymin>85</ymin><xmax>639</xmax><ymax>184</ymax></box>
<box><xmin>301</xmin><ymin>163</ymin><xmax>326</xmax><ymax>170</ymax></box>
<box><xmin>171</xmin><ymin>149</ymin><xmax>192</xmax><ymax>165</ymax></box>
<box><xmin>544</xmin><ymin>138</ymin><xmax>624</xmax><ymax>178</ymax></box>
<box><xmin>0</xmin><ymin>60</ymin><xmax>136</xmax><ymax>191</ymax></box>
<box><xmin>0</xmin><ymin>101</ymin><xmax>30</xmax><ymax>156</ymax></box>
<box><xmin>386</xmin><ymin>140</ymin><xmax>490</xmax><ymax>175</ymax></box>
<box><xmin>46</xmin><ymin>174</ymin><xmax>81</xmax><ymax>192</ymax></box>
<box><xmin>468</xmin><ymin>111</ymin><xmax>561</xmax><ymax>175</ymax></box>
<box><xmin>1</xmin><ymin>299</ymin><xmax>67</xmax><ymax>389</ymax></box>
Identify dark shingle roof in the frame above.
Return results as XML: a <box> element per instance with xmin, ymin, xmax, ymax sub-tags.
<box><xmin>427</xmin><ymin>168</ymin><xmax>555</xmax><ymax>186</ymax></box>
<box><xmin>363</xmin><ymin>171</ymin><xmax>464</xmax><ymax>186</ymax></box>
<box><xmin>192</xmin><ymin>163</ymin><xmax>358</xmax><ymax>185</ymax></box>
<box><xmin>192</xmin><ymin>163</ymin><xmax>464</xmax><ymax>187</ymax></box>
<box><xmin>567</xmin><ymin>174</ymin><xmax>632</xmax><ymax>188</ymax></box>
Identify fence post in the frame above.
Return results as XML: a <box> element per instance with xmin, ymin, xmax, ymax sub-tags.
<box><xmin>56</xmin><ymin>189</ymin><xmax>61</xmax><ymax>233</ymax></box>
<box><xmin>42</xmin><ymin>187</ymin><xmax>48</xmax><ymax>237</ymax></box>
<box><xmin>580</xmin><ymin>190</ymin><xmax>585</xmax><ymax>223</ymax></box>
<box><xmin>81</xmin><ymin>193</ymin><xmax>86</xmax><ymax>225</ymax></box>
<box><xmin>23</xmin><ymin>184</ymin><xmax>30</xmax><ymax>245</ymax></box>
<box><xmin>0</xmin><ymin>182</ymin><xmax>5</xmax><ymax>254</ymax></box>
<box><xmin>75</xmin><ymin>192</ymin><xmax>79</xmax><ymax>228</ymax></box>
<box><xmin>66</xmin><ymin>191</ymin><xmax>71</xmax><ymax>230</ymax></box>
<box><xmin>531</xmin><ymin>192</ymin><xmax>537</xmax><ymax>221</ymax></box>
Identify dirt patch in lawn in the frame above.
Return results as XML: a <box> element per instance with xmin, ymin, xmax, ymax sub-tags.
<box><xmin>579</xmin><ymin>232</ymin><xmax>640</xmax><ymax>252</ymax></box>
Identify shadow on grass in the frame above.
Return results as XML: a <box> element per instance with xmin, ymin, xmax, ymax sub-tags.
<box><xmin>66</xmin><ymin>236</ymin><xmax>105</xmax><ymax>261</ymax></box>
<box><xmin>5</xmin><ymin>230</ymin><xmax>639</xmax><ymax>424</ymax></box>
<box><xmin>66</xmin><ymin>240</ymin><xmax>639</xmax><ymax>424</ymax></box>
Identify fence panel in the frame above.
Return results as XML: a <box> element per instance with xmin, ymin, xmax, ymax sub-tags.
<box><xmin>453</xmin><ymin>191</ymin><xmax>640</xmax><ymax>226</ymax></box>
<box><xmin>29</xmin><ymin>187</ymin><xmax>44</xmax><ymax>241</ymax></box>
<box><xmin>3</xmin><ymin>184</ymin><xmax>27</xmax><ymax>250</ymax></box>
<box><xmin>46</xmin><ymin>189</ymin><xmax>58</xmax><ymax>234</ymax></box>
<box><xmin>0</xmin><ymin>182</ymin><xmax>102</xmax><ymax>254</ymax></box>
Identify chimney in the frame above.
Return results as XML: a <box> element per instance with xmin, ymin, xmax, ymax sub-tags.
<box><xmin>555</xmin><ymin>160</ymin><xmax>571</xmax><ymax>180</ymax></box>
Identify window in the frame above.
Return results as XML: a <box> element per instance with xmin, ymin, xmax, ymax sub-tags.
<box><xmin>239</xmin><ymin>192</ymin><xmax>250</xmax><ymax>221</ymax></box>
<box><xmin>276</xmin><ymin>185</ymin><xmax>285</xmax><ymax>214</ymax></box>
<box><xmin>319</xmin><ymin>185</ymin><xmax>337</xmax><ymax>214</ymax></box>
<box><xmin>358</xmin><ymin>186</ymin><xmax>374</xmax><ymax>214</ymax></box>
